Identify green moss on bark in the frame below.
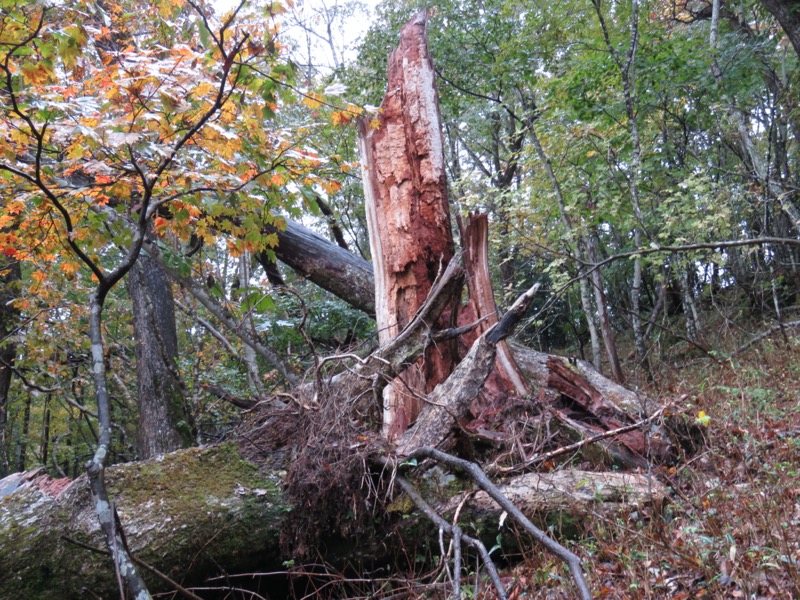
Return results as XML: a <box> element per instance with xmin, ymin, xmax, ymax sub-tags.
<box><xmin>0</xmin><ymin>443</ymin><xmax>289</xmax><ymax>599</ymax></box>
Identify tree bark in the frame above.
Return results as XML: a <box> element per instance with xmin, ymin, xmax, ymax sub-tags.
<box><xmin>761</xmin><ymin>0</ymin><xmax>800</xmax><ymax>60</ymax></box>
<box><xmin>127</xmin><ymin>252</ymin><xmax>191</xmax><ymax>459</ymax></box>
<box><xmin>358</xmin><ymin>11</ymin><xmax>457</xmax><ymax>438</ymax></box>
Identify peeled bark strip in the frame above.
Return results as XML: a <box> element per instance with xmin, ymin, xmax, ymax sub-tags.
<box><xmin>358</xmin><ymin>11</ymin><xmax>456</xmax><ymax>438</ymax></box>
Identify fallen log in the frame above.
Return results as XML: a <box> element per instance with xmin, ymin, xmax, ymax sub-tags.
<box><xmin>0</xmin><ymin>444</ymin><xmax>287</xmax><ymax>599</ymax></box>
<box><xmin>0</xmin><ymin>442</ymin><xmax>667</xmax><ymax>599</ymax></box>
<box><xmin>260</xmin><ymin>218</ymin><xmax>375</xmax><ymax>317</ymax></box>
<box><xmin>511</xmin><ymin>344</ymin><xmax>673</xmax><ymax>465</ymax></box>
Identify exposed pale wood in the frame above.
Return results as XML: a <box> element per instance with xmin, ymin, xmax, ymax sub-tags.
<box><xmin>458</xmin><ymin>213</ymin><xmax>530</xmax><ymax>397</ymax></box>
<box><xmin>335</xmin><ymin>259</ymin><xmax>465</xmax><ymax>418</ymax></box>
<box><xmin>444</xmin><ymin>468</ymin><xmax>668</xmax><ymax>516</ymax></box>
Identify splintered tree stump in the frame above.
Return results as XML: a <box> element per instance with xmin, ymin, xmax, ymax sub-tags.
<box><xmin>358</xmin><ymin>11</ymin><xmax>457</xmax><ymax>439</ymax></box>
<box><xmin>457</xmin><ymin>213</ymin><xmax>530</xmax><ymax>422</ymax></box>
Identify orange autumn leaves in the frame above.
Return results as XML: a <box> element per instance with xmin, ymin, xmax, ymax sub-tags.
<box><xmin>0</xmin><ymin>0</ymin><xmax>364</xmax><ymax>306</ymax></box>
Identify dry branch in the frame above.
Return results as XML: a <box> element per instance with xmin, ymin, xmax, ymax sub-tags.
<box><xmin>396</xmin><ymin>284</ymin><xmax>539</xmax><ymax>455</ymax></box>
<box><xmin>393</xmin><ymin>474</ymin><xmax>508</xmax><ymax>600</ymax></box>
<box><xmin>406</xmin><ymin>447</ymin><xmax>593</xmax><ymax>600</ymax></box>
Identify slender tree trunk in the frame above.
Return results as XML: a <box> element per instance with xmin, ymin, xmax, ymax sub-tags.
<box><xmin>593</xmin><ymin>0</ymin><xmax>650</xmax><ymax>377</ymax></box>
<box><xmin>528</xmin><ymin>126</ymin><xmax>602</xmax><ymax>370</ymax></box>
<box><xmin>127</xmin><ymin>252</ymin><xmax>190</xmax><ymax>459</ymax></box>
<box><xmin>711</xmin><ymin>0</ymin><xmax>800</xmax><ymax>231</ymax></box>
<box><xmin>238</xmin><ymin>255</ymin><xmax>266</xmax><ymax>398</ymax></box>
<box><xmin>39</xmin><ymin>395</ymin><xmax>50</xmax><ymax>468</ymax></box>
<box><xmin>678</xmin><ymin>266</ymin><xmax>700</xmax><ymax>342</ymax></box>
<box><xmin>18</xmin><ymin>392</ymin><xmax>31</xmax><ymax>472</ymax></box>
<box><xmin>584</xmin><ymin>236</ymin><xmax>626</xmax><ymax>383</ymax></box>
<box><xmin>0</xmin><ymin>253</ymin><xmax>20</xmax><ymax>477</ymax></box>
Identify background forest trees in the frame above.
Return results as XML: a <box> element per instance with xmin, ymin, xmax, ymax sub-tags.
<box><xmin>1</xmin><ymin>0</ymin><xmax>800</xmax><ymax>596</ymax></box>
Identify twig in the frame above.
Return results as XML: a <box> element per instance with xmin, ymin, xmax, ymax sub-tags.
<box><xmin>735</xmin><ymin>319</ymin><xmax>800</xmax><ymax>354</ymax></box>
<box><xmin>490</xmin><ymin>400</ymin><xmax>677</xmax><ymax>475</ymax></box>
<box><xmin>393</xmin><ymin>475</ymin><xmax>508</xmax><ymax>600</ymax></box>
<box><xmin>62</xmin><ymin>536</ymin><xmax>204</xmax><ymax>600</ymax></box>
<box><xmin>452</xmin><ymin>524</ymin><xmax>462</xmax><ymax>600</ymax></box>
<box><xmin>407</xmin><ymin>447</ymin><xmax>592</xmax><ymax>600</ymax></box>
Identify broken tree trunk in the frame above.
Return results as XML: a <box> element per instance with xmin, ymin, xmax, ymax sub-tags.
<box><xmin>358</xmin><ymin>11</ymin><xmax>457</xmax><ymax>439</ymax></box>
<box><xmin>0</xmin><ymin>442</ymin><xmax>666</xmax><ymax>599</ymax></box>
<box><xmin>259</xmin><ymin>218</ymin><xmax>375</xmax><ymax>317</ymax></box>
<box><xmin>396</xmin><ymin>283</ymin><xmax>540</xmax><ymax>455</ymax></box>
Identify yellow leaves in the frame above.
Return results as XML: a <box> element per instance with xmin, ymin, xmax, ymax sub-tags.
<box><xmin>330</xmin><ymin>111</ymin><xmax>351</xmax><ymax>127</ymax></box>
<box><xmin>20</xmin><ymin>61</ymin><xmax>53</xmax><ymax>85</ymax></box>
<box><xmin>66</xmin><ymin>142</ymin><xmax>86</xmax><ymax>160</ymax></box>
<box><xmin>4</xmin><ymin>201</ymin><xmax>25</xmax><ymax>215</ymax></box>
<box><xmin>345</xmin><ymin>103</ymin><xmax>364</xmax><ymax>117</ymax></box>
<box><xmin>695</xmin><ymin>410</ymin><xmax>711</xmax><ymax>427</ymax></box>
<box><xmin>60</xmin><ymin>261</ymin><xmax>80</xmax><ymax>277</ymax></box>
<box><xmin>227</xmin><ymin>239</ymin><xmax>244</xmax><ymax>258</ymax></box>
<box><xmin>108</xmin><ymin>180</ymin><xmax>132</xmax><ymax>202</ymax></box>
<box><xmin>369</xmin><ymin>118</ymin><xmax>382</xmax><ymax>131</ymax></box>
<box><xmin>321</xmin><ymin>179</ymin><xmax>341</xmax><ymax>195</ymax></box>
<box><xmin>195</xmin><ymin>223</ymin><xmax>216</xmax><ymax>245</ymax></box>
<box><xmin>193</xmin><ymin>81</ymin><xmax>216</xmax><ymax>98</ymax></box>
<box><xmin>302</xmin><ymin>92</ymin><xmax>324</xmax><ymax>110</ymax></box>
<box><xmin>155</xmin><ymin>0</ymin><xmax>186</xmax><ymax>19</ymax></box>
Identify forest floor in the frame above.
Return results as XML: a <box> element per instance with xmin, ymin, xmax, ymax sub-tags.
<box><xmin>501</xmin><ymin>317</ymin><xmax>800</xmax><ymax>599</ymax></box>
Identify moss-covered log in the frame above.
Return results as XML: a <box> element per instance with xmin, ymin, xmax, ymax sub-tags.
<box><xmin>0</xmin><ymin>440</ymin><xmax>667</xmax><ymax>598</ymax></box>
<box><xmin>0</xmin><ymin>443</ymin><xmax>288</xmax><ymax>599</ymax></box>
